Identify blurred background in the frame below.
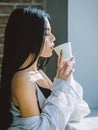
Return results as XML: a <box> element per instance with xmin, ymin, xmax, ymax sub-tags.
<box><xmin>0</xmin><ymin>0</ymin><xmax>98</xmax><ymax>113</ymax></box>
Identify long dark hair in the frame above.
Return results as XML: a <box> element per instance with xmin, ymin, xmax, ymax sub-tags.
<box><xmin>0</xmin><ymin>7</ymin><xmax>50</xmax><ymax>129</ymax></box>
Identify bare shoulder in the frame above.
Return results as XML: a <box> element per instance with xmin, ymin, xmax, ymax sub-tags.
<box><xmin>11</xmin><ymin>71</ymin><xmax>37</xmax><ymax>98</ymax></box>
<box><xmin>11</xmin><ymin>71</ymin><xmax>40</xmax><ymax>117</ymax></box>
<box><xmin>12</xmin><ymin>71</ymin><xmax>36</xmax><ymax>93</ymax></box>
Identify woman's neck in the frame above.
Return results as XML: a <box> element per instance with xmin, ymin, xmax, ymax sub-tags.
<box><xmin>20</xmin><ymin>54</ymin><xmax>39</xmax><ymax>72</ymax></box>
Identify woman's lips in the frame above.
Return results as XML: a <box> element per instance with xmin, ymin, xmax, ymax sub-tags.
<box><xmin>50</xmin><ymin>46</ymin><xmax>54</xmax><ymax>51</ymax></box>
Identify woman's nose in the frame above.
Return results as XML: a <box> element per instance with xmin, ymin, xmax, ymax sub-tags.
<box><xmin>51</xmin><ymin>33</ymin><xmax>56</xmax><ymax>42</ymax></box>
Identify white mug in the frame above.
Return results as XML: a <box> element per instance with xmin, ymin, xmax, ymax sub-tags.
<box><xmin>54</xmin><ymin>42</ymin><xmax>73</xmax><ymax>60</ymax></box>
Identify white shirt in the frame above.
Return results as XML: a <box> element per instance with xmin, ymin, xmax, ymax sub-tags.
<box><xmin>8</xmin><ymin>77</ymin><xmax>90</xmax><ymax>130</ymax></box>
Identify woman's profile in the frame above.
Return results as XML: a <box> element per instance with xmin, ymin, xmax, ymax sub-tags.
<box><xmin>0</xmin><ymin>7</ymin><xmax>90</xmax><ymax>130</ymax></box>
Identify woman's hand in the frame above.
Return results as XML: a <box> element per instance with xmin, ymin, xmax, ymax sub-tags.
<box><xmin>56</xmin><ymin>50</ymin><xmax>75</xmax><ymax>83</ymax></box>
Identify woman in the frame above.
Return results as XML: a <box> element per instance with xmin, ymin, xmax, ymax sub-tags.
<box><xmin>0</xmin><ymin>7</ymin><xmax>90</xmax><ymax>130</ymax></box>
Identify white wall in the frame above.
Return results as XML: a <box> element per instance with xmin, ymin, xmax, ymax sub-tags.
<box><xmin>68</xmin><ymin>0</ymin><xmax>98</xmax><ymax>108</ymax></box>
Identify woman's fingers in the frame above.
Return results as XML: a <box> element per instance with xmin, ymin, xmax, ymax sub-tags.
<box><xmin>57</xmin><ymin>51</ymin><xmax>75</xmax><ymax>68</ymax></box>
<box><xmin>67</xmin><ymin>57</ymin><xmax>75</xmax><ymax>65</ymax></box>
<box><xmin>63</xmin><ymin>62</ymin><xmax>71</xmax><ymax>75</ymax></box>
<box><xmin>56</xmin><ymin>56</ymin><xmax>75</xmax><ymax>82</ymax></box>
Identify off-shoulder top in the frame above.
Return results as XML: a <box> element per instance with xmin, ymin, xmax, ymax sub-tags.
<box><xmin>9</xmin><ymin>77</ymin><xmax>90</xmax><ymax>130</ymax></box>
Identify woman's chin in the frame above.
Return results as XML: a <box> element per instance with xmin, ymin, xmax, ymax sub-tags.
<box><xmin>47</xmin><ymin>52</ymin><xmax>53</xmax><ymax>57</ymax></box>
<box><xmin>44</xmin><ymin>53</ymin><xmax>53</xmax><ymax>58</ymax></box>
